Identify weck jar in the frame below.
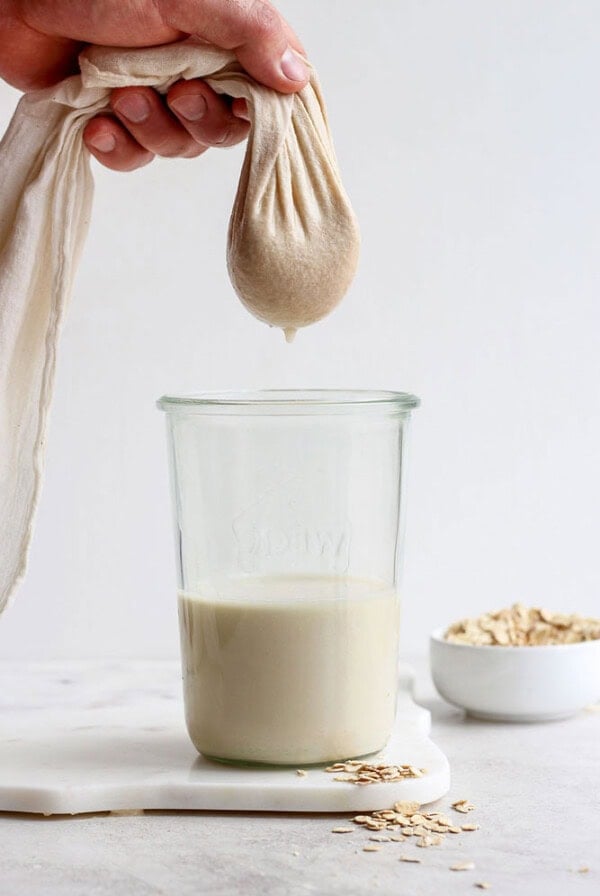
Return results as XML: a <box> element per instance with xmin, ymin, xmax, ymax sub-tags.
<box><xmin>157</xmin><ymin>390</ymin><xmax>420</xmax><ymax>765</ymax></box>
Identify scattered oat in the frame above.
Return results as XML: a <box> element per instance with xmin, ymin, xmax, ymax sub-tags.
<box><xmin>347</xmin><ymin>799</ymin><xmax>480</xmax><ymax>862</ymax></box>
<box><xmin>452</xmin><ymin>799</ymin><xmax>476</xmax><ymax>814</ymax></box>
<box><xmin>416</xmin><ymin>834</ymin><xmax>444</xmax><ymax>848</ymax></box>
<box><xmin>584</xmin><ymin>704</ymin><xmax>600</xmax><ymax>713</ymax></box>
<box><xmin>400</xmin><ymin>855</ymin><xmax>421</xmax><ymax>863</ymax></box>
<box><xmin>292</xmin><ymin>850</ymin><xmax>300</xmax><ymax>857</ymax></box>
<box><xmin>429</xmin><ymin>813</ymin><xmax>452</xmax><ymax>826</ymax></box>
<box><xmin>394</xmin><ymin>801</ymin><xmax>421</xmax><ymax>815</ymax></box>
<box><xmin>331</xmin><ymin>827</ymin><xmax>354</xmax><ymax>834</ymax></box>
<box><xmin>475</xmin><ymin>884</ymin><xmax>491</xmax><ymax>890</ymax></box>
<box><xmin>296</xmin><ymin>769</ymin><xmax>307</xmax><ymax>777</ymax></box>
<box><xmin>411</xmin><ymin>825</ymin><xmax>429</xmax><ymax>837</ymax></box>
<box><xmin>578</xmin><ymin>867</ymin><xmax>590</xmax><ymax>874</ymax></box>
<box><xmin>445</xmin><ymin>604</ymin><xmax>600</xmax><ymax>646</ymax></box>
<box><xmin>349</xmin><ymin>802</ymin><xmax>480</xmax><ymax>851</ymax></box>
<box><xmin>325</xmin><ymin>761</ymin><xmax>426</xmax><ymax>785</ymax></box>
<box><xmin>450</xmin><ymin>861</ymin><xmax>476</xmax><ymax>871</ymax></box>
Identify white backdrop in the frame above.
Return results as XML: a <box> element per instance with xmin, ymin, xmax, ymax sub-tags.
<box><xmin>1</xmin><ymin>0</ymin><xmax>599</xmax><ymax>659</ymax></box>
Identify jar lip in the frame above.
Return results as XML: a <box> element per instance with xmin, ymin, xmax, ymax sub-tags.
<box><xmin>157</xmin><ymin>389</ymin><xmax>420</xmax><ymax>413</ymax></box>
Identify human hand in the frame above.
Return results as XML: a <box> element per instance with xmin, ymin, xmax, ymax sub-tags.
<box><xmin>0</xmin><ymin>1</ymin><xmax>308</xmax><ymax>171</ymax></box>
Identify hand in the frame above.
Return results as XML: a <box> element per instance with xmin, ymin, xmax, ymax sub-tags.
<box><xmin>0</xmin><ymin>1</ymin><xmax>308</xmax><ymax>171</ymax></box>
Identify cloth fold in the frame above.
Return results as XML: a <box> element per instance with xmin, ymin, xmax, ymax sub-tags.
<box><xmin>0</xmin><ymin>39</ymin><xmax>359</xmax><ymax>612</ymax></box>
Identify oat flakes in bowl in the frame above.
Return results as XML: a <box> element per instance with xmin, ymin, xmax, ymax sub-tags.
<box><xmin>430</xmin><ymin>605</ymin><xmax>600</xmax><ymax>722</ymax></box>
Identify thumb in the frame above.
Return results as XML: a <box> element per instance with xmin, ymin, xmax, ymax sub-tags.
<box><xmin>155</xmin><ymin>0</ymin><xmax>309</xmax><ymax>93</ymax></box>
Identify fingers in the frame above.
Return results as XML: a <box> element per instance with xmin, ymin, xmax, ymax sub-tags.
<box><xmin>83</xmin><ymin>80</ymin><xmax>251</xmax><ymax>172</ymax></box>
<box><xmin>113</xmin><ymin>83</ymin><xmax>248</xmax><ymax>152</ymax></box>
<box><xmin>167</xmin><ymin>81</ymin><xmax>250</xmax><ymax>147</ymax></box>
<box><xmin>156</xmin><ymin>0</ymin><xmax>309</xmax><ymax>93</ymax></box>
<box><xmin>83</xmin><ymin>117</ymin><xmax>154</xmax><ymax>172</ymax></box>
<box><xmin>111</xmin><ymin>86</ymin><xmax>206</xmax><ymax>158</ymax></box>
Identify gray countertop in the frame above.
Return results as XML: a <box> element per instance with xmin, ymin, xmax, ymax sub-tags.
<box><xmin>0</xmin><ymin>659</ymin><xmax>598</xmax><ymax>895</ymax></box>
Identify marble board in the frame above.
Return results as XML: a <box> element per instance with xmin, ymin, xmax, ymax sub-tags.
<box><xmin>0</xmin><ymin>662</ymin><xmax>450</xmax><ymax>815</ymax></box>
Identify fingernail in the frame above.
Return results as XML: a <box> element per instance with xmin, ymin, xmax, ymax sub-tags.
<box><xmin>114</xmin><ymin>93</ymin><xmax>151</xmax><ymax>123</ymax></box>
<box><xmin>280</xmin><ymin>47</ymin><xmax>308</xmax><ymax>83</ymax></box>
<box><xmin>87</xmin><ymin>133</ymin><xmax>116</xmax><ymax>153</ymax></box>
<box><xmin>169</xmin><ymin>93</ymin><xmax>208</xmax><ymax>121</ymax></box>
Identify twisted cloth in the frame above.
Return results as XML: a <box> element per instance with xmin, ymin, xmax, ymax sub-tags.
<box><xmin>0</xmin><ymin>40</ymin><xmax>359</xmax><ymax>611</ymax></box>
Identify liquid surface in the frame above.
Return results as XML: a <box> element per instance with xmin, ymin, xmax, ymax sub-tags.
<box><xmin>178</xmin><ymin>575</ymin><xmax>400</xmax><ymax>765</ymax></box>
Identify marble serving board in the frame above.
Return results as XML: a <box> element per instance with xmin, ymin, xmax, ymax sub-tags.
<box><xmin>0</xmin><ymin>662</ymin><xmax>450</xmax><ymax>815</ymax></box>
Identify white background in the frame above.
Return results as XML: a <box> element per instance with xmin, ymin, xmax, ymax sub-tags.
<box><xmin>1</xmin><ymin>0</ymin><xmax>599</xmax><ymax>660</ymax></box>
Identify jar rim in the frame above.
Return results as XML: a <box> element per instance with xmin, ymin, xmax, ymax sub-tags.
<box><xmin>157</xmin><ymin>389</ymin><xmax>420</xmax><ymax>413</ymax></box>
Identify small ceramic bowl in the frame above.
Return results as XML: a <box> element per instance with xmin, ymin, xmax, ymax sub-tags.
<box><xmin>430</xmin><ymin>628</ymin><xmax>600</xmax><ymax>722</ymax></box>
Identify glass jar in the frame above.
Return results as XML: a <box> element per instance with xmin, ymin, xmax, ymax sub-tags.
<box><xmin>157</xmin><ymin>390</ymin><xmax>419</xmax><ymax>765</ymax></box>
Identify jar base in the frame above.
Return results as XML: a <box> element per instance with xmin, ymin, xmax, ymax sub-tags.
<box><xmin>198</xmin><ymin>744</ymin><xmax>388</xmax><ymax>770</ymax></box>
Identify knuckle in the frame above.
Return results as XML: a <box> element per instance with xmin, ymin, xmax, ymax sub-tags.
<box><xmin>247</xmin><ymin>1</ymin><xmax>281</xmax><ymax>42</ymax></box>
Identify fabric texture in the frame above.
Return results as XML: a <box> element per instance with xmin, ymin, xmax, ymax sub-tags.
<box><xmin>0</xmin><ymin>39</ymin><xmax>359</xmax><ymax>613</ymax></box>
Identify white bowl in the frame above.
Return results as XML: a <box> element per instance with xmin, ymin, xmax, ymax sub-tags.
<box><xmin>430</xmin><ymin>628</ymin><xmax>600</xmax><ymax>722</ymax></box>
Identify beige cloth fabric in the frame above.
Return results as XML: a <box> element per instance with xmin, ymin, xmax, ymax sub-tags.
<box><xmin>0</xmin><ymin>40</ymin><xmax>359</xmax><ymax>612</ymax></box>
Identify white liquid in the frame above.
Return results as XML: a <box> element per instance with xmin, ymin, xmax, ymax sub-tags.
<box><xmin>178</xmin><ymin>575</ymin><xmax>400</xmax><ymax>765</ymax></box>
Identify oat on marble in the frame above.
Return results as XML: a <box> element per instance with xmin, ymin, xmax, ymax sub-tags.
<box><xmin>451</xmin><ymin>861</ymin><xmax>476</xmax><ymax>871</ymax></box>
<box><xmin>326</xmin><ymin>760</ymin><xmax>425</xmax><ymax>785</ymax></box>
<box><xmin>445</xmin><ymin>604</ymin><xmax>600</xmax><ymax>646</ymax></box>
